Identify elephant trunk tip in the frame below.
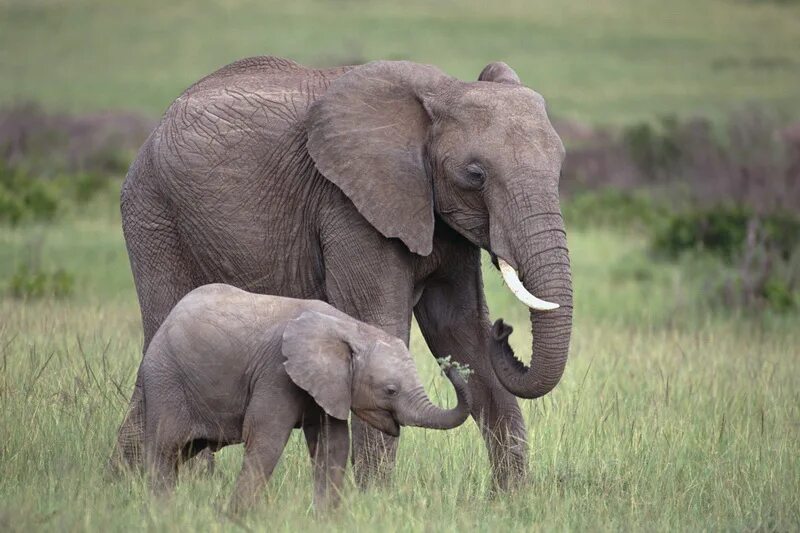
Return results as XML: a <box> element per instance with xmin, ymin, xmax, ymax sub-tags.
<box><xmin>489</xmin><ymin>319</ymin><xmax>559</xmax><ymax>400</ymax></box>
<box><xmin>442</xmin><ymin>366</ymin><xmax>472</xmax><ymax>422</ymax></box>
<box><xmin>400</xmin><ymin>367</ymin><xmax>472</xmax><ymax>430</ymax></box>
<box><xmin>489</xmin><ymin>319</ymin><xmax>527</xmax><ymax>373</ymax></box>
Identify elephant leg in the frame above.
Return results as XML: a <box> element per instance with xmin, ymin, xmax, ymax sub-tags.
<box><xmin>414</xmin><ymin>244</ymin><xmax>528</xmax><ymax>491</ymax></box>
<box><xmin>110</xmin><ymin>185</ymin><xmax>202</xmax><ymax>475</ymax></box>
<box><xmin>146</xmin><ymin>439</ymin><xmax>179</xmax><ymax>496</ymax></box>
<box><xmin>143</xmin><ymin>397</ymin><xmax>185</xmax><ymax>496</ymax></box>
<box><xmin>230</xmin><ymin>401</ymin><xmax>294</xmax><ymax>513</ymax></box>
<box><xmin>109</xmin><ymin>372</ymin><xmax>146</xmax><ymax>475</ymax></box>
<box><xmin>468</xmin><ymin>374</ymin><xmax>528</xmax><ymax>492</ymax></box>
<box><xmin>301</xmin><ymin>346</ymin><xmax>396</xmax><ymax>491</ymax></box>
<box><xmin>305</xmin><ymin>413</ymin><xmax>349</xmax><ymax>511</ymax></box>
<box><xmin>328</xmin><ymin>304</ymin><xmax>411</xmax><ymax>489</ymax></box>
<box><xmin>302</xmin><ymin>414</ymin><xmax>322</xmax><ymax>467</ymax></box>
<box><xmin>322</xmin><ymin>226</ymin><xmax>414</xmax><ymax>489</ymax></box>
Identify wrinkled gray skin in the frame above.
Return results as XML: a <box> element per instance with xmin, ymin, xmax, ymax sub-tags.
<box><xmin>143</xmin><ymin>284</ymin><xmax>471</xmax><ymax>511</ymax></box>
<box><xmin>115</xmin><ymin>56</ymin><xmax>573</xmax><ymax>490</ymax></box>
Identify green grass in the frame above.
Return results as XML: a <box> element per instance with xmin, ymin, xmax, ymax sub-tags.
<box><xmin>1</xmin><ymin>192</ymin><xmax>798</xmax><ymax>531</ymax></box>
<box><xmin>1</xmin><ymin>0</ymin><xmax>800</xmax><ymax>123</ymax></box>
<box><xmin>1</xmin><ymin>1</ymin><xmax>798</xmax><ymax>530</ymax></box>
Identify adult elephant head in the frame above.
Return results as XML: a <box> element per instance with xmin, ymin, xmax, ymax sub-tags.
<box><xmin>307</xmin><ymin>60</ymin><xmax>572</xmax><ymax>399</ymax></box>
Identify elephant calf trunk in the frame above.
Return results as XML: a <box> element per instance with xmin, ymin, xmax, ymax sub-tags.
<box><xmin>398</xmin><ymin>368</ymin><xmax>472</xmax><ymax>430</ymax></box>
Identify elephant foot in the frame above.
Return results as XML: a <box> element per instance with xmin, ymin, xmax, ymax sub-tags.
<box><xmin>489</xmin><ymin>452</ymin><xmax>528</xmax><ymax>495</ymax></box>
<box><xmin>107</xmin><ymin>426</ymin><xmax>146</xmax><ymax>478</ymax></box>
<box><xmin>482</xmin><ymin>410</ymin><xmax>529</xmax><ymax>493</ymax></box>
<box><xmin>107</xmin><ymin>425</ymin><xmax>145</xmax><ymax>478</ymax></box>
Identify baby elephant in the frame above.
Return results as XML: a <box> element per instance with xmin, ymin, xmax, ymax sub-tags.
<box><xmin>140</xmin><ymin>284</ymin><xmax>471</xmax><ymax>511</ymax></box>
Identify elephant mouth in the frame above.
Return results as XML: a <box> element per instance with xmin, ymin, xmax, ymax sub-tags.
<box><xmin>489</xmin><ymin>251</ymin><xmax>501</xmax><ymax>270</ymax></box>
<box><xmin>353</xmin><ymin>408</ymin><xmax>400</xmax><ymax>437</ymax></box>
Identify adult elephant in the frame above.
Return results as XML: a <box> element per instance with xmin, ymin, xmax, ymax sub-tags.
<box><xmin>113</xmin><ymin>56</ymin><xmax>573</xmax><ymax>490</ymax></box>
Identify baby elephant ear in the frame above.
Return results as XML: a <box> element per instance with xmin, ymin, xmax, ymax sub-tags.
<box><xmin>478</xmin><ymin>61</ymin><xmax>521</xmax><ymax>85</ymax></box>
<box><xmin>282</xmin><ymin>311</ymin><xmax>353</xmax><ymax>420</ymax></box>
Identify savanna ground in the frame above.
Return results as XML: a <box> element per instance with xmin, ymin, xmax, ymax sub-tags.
<box><xmin>1</xmin><ymin>0</ymin><xmax>799</xmax><ymax>531</ymax></box>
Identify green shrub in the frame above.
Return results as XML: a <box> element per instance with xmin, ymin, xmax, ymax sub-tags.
<box><xmin>0</xmin><ymin>162</ymin><xmax>112</xmax><ymax>224</ymax></box>
<box><xmin>653</xmin><ymin>207</ymin><xmax>800</xmax><ymax>260</ymax></box>
<box><xmin>653</xmin><ymin>207</ymin><xmax>800</xmax><ymax>312</ymax></box>
<box><xmin>67</xmin><ymin>172</ymin><xmax>108</xmax><ymax>204</ymax></box>
<box><xmin>0</xmin><ymin>187</ymin><xmax>25</xmax><ymax>224</ymax></box>
<box><xmin>7</xmin><ymin>264</ymin><xmax>74</xmax><ymax>299</ymax></box>
<box><xmin>654</xmin><ymin>207</ymin><xmax>748</xmax><ymax>260</ymax></box>
<box><xmin>621</xmin><ymin>115</ymin><xmax>682</xmax><ymax>180</ymax></box>
<box><xmin>563</xmin><ymin>188</ymin><xmax>669</xmax><ymax>231</ymax></box>
<box><xmin>762</xmin><ymin>213</ymin><xmax>800</xmax><ymax>260</ymax></box>
<box><xmin>0</xmin><ymin>163</ymin><xmax>60</xmax><ymax>224</ymax></box>
<box><xmin>85</xmin><ymin>147</ymin><xmax>132</xmax><ymax>176</ymax></box>
<box><xmin>21</xmin><ymin>181</ymin><xmax>59</xmax><ymax>220</ymax></box>
<box><xmin>762</xmin><ymin>276</ymin><xmax>796</xmax><ymax>311</ymax></box>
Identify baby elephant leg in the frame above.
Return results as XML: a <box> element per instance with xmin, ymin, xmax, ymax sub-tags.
<box><xmin>144</xmin><ymin>403</ymin><xmax>185</xmax><ymax>496</ymax></box>
<box><xmin>306</xmin><ymin>414</ymin><xmax>349</xmax><ymax>511</ymax></box>
<box><xmin>229</xmin><ymin>412</ymin><xmax>294</xmax><ymax>513</ymax></box>
<box><xmin>145</xmin><ymin>437</ymin><xmax>180</xmax><ymax>496</ymax></box>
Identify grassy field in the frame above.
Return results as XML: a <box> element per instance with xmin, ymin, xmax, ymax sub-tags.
<box><xmin>0</xmin><ymin>191</ymin><xmax>798</xmax><ymax>531</ymax></box>
<box><xmin>1</xmin><ymin>0</ymin><xmax>800</xmax><ymax>123</ymax></box>
<box><xmin>1</xmin><ymin>0</ymin><xmax>799</xmax><ymax>531</ymax></box>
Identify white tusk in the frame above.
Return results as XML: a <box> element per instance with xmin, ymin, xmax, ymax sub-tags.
<box><xmin>498</xmin><ymin>258</ymin><xmax>560</xmax><ymax>311</ymax></box>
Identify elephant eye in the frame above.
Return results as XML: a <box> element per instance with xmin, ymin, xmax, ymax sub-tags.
<box><xmin>461</xmin><ymin>162</ymin><xmax>486</xmax><ymax>190</ymax></box>
<box><xmin>466</xmin><ymin>163</ymin><xmax>486</xmax><ymax>181</ymax></box>
<box><xmin>385</xmin><ymin>385</ymin><xmax>398</xmax><ymax>397</ymax></box>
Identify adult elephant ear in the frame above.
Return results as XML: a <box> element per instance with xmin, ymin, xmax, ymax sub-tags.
<box><xmin>306</xmin><ymin>61</ymin><xmax>453</xmax><ymax>256</ymax></box>
<box><xmin>282</xmin><ymin>311</ymin><xmax>355</xmax><ymax>420</ymax></box>
<box><xmin>478</xmin><ymin>61</ymin><xmax>521</xmax><ymax>85</ymax></box>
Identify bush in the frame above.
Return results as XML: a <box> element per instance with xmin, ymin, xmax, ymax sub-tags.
<box><xmin>653</xmin><ymin>207</ymin><xmax>800</xmax><ymax>261</ymax></box>
<box><xmin>621</xmin><ymin>115</ymin><xmax>682</xmax><ymax>181</ymax></box>
<box><xmin>761</xmin><ymin>275</ymin><xmax>796</xmax><ymax>311</ymax></box>
<box><xmin>65</xmin><ymin>172</ymin><xmax>108</xmax><ymax>204</ymax></box>
<box><xmin>563</xmin><ymin>188</ymin><xmax>669</xmax><ymax>231</ymax></box>
<box><xmin>654</xmin><ymin>207</ymin><xmax>800</xmax><ymax>311</ymax></box>
<box><xmin>0</xmin><ymin>186</ymin><xmax>25</xmax><ymax>224</ymax></box>
<box><xmin>7</xmin><ymin>264</ymin><xmax>74</xmax><ymax>299</ymax></box>
<box><xmin>565</xmin><ymin>106</ymin><xmax>800</xmax><ymax>216</ymax></box>
<box><xmin>0</xmin><ymin>162</ymin><xmax>111</xmax><ymax>224</ymax></box>
<box><xmin>654</xmin><ymin>207</ymin><xmax>749</xmax><ymax>260</ymax></box>
<box><xmin>0</xmin><ymin>162</ymin><xmax>59</xmax><ymax>224</ymax></box>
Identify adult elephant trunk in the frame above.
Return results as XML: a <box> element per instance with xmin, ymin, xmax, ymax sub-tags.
<box><xmin>395</xmin><ymin>368</ymin><xmax>472</xmax><ymax>430</ymax></box>
<box><xmin>489</xmin><ymin>186</ymin><xmax>573</xmax><ymax>399</ymax></box>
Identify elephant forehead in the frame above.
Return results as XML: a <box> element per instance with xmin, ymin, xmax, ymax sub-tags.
<box><xmin>447</xmin><ymin>88</ymin><xmax>559</xmax><ymax>151</ymax></box>
<box><xmin>372</xmin><ymin>338</ymin><xmax>408</xmax><ymax>359</ymax></box>
<box><xmin>453</xmin><ymin>114</ymin><xmax>564</xmax><ymax>166</ymax></box>
<box><xmin>363</xmin><ymin>340</ymin><xmax>411</xmax><ymax>369</ymax></box>
<box><xmin>455</xmin><ymin>85</ymin><xmax>546</xmax><ymax>120</ymax></box>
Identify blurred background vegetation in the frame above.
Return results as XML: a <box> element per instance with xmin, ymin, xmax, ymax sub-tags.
<box><xmin>0</xmin><ymin>0</ymin><xmax>798</xmax><ymax>531</ymax></box>
<box><xmin>2</xmin><ymin>0</ymin><xmax>798</xmax><ymax>311</ymax></box>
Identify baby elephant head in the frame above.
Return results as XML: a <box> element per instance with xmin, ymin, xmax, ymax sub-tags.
<box><xmin>282</xmin><ymin>311</ymin><xmax>471</xmax><ymax>436</ymax></box>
